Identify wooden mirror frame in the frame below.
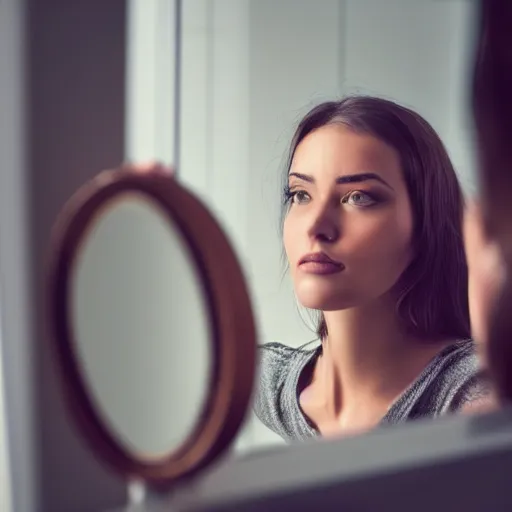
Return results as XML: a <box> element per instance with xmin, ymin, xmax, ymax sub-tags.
<box><xmin>46</xmin><ymin>164</ymin><xmax>257</xmax><ymax>487</ymax></box>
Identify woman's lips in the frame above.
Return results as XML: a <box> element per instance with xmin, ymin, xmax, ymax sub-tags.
<box><xmin>299</xmin><ymin>261</ymin><xmax>344</xmax><ymax>275</ymax></box>
<box><xmin>298</xmin><ymin>252</ymin><xmax>344</xmax><ymax>275</ymax></box>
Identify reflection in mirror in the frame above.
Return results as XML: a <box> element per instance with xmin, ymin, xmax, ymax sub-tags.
<box><xmin>71</xmin><ymin>191</ymin><xmax>211</xmax><ymax>460</ymax></box>
<box><xmin>127</xmin><ymin>0</ymin><xmax>493</xmax><ymax>456</ymax></box>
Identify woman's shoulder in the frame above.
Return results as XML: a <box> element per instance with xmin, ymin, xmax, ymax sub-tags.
<box><xmin>258</xmin><ymin>341</ymin><xmax>307</xmax><ymax>362</ymax></box>
<box><xmin>253</xmin><ymin>341</ymin><xmax>319</xmax><ymax>439</ymax></box>
<box><xmin>428</xmin><ymin>338</ymin><xmax>493</xmax><ymax>413</ymax></box>
<box><xmin>258</xmin><ymin>341</ymin><xmax>318</xmax><ymax>381</ymax></box>
<box><xmin>438</xmin><ymin>337</ymin><xmax>481</xmax><ymax>373</ymax></box>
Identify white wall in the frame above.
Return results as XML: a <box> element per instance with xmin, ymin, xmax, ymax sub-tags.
<box><xmin>341</xmin><ymin>0</ymin><xmax>478</xmax><ymax>193</ymax></box>
<box><xmin>127</xmin><ymin>0</ymin><xmax>478</xmax><ymax>452</ymax></box>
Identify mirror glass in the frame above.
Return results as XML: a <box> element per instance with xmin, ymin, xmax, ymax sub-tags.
<box><xmin>71</xmin><ymin>191</ymin><xmax>212</xmax><ymax>460</ymax></box>
<box><xmin>126</xmin><ymin>0</ymin><xmax>483</xmax><ymax>456</ymax></box>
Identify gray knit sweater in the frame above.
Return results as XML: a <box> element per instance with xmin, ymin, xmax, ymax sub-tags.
<box><xmin>254</xmin><ymin>339</ymin><xmax>490</xmax><ymax>441</ymax></box>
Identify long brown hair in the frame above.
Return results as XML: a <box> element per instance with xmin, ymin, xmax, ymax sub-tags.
<box><xmin>281</xmin><ymin>96</ymin><xmax>470</xmax><ymax>341</ymax></box>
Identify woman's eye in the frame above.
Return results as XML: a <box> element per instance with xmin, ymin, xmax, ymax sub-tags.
<box><xmin>344</xmin><ymin>190</ymin><xmax>376</xmax><ymax>207</ymax></box>
<box><xmin>291</xmin><ymin>190</ymin><xmax>311</xmax><ymax>205</ymax></box>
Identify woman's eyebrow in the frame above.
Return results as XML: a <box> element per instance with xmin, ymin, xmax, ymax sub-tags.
<box><xmin>288</xmin><ymin>171</ymin><xmax>394</xmax><ymax>190</ymax></box>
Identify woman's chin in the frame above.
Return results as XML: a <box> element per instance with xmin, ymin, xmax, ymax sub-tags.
<box><xmin>294</xmin><ymin>279</ymin><xmax>355</xmax><ymax>310</ymax></box>
<box><xmin>296</xmin><ymin>293</ymin><xmax>354</xmax><ymax>312</ymax></box>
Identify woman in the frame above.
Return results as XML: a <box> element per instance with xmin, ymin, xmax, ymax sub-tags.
<box><xmin>254</xmin><ymin>96</ymin><xmax>491</xmax><ymax>442</ymax></box>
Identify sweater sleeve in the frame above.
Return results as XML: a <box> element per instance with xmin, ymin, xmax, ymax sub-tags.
<box><xmin>448</xmin><ymin>370</ymin><xmax>494</xmax><ymax>412</ymax></box>
<box><xmin>253</xmin><ymin>342</ymin><xmax>296</xmax><ymax>437</ymax></box>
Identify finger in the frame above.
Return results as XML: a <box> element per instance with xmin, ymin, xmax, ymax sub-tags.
<box><xmin>131</xmin><ymin>161</ymin><xmax>174</xmax><ymax>175</ymax></box>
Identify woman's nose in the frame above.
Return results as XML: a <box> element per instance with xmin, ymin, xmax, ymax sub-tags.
<box><xmin>307</xmin><ymin>206</ymin><xmax>340</xmax><ymax>243</ymax></box>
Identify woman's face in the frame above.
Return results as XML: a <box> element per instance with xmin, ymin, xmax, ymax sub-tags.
<box><xmin>283</xmin><ymin>124</ymin><xmax>414</xmax><ymax>312</ymax></box>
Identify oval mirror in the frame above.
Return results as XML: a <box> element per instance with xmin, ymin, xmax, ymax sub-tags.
<box><xmin>72</xmin><ymin>190</ymin><xmax>212</xmax><ymax>460</ymax></box>
<box><xmin>46</xmin><ymin>164</ymin><xmax>257</xmax><ymax>486</ymax></box>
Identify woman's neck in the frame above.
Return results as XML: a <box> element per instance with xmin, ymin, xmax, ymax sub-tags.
<box><xmin>313</xmin><ymin>299</ymin><xmax>450</xmax><ymax>418</ymax></box>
